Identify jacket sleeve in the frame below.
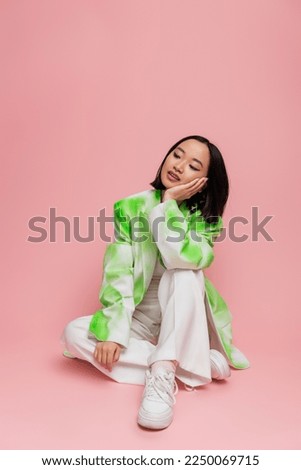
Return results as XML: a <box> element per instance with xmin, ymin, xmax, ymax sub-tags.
<box><xmin>88</xmin><ymin>200</ymin><xmax>135</xmax><ymax>349</ymax></box>
<box><xmin>148</xmin><ymin>199</ymin><xmax>223</xmax><ymax>270</ymax></box>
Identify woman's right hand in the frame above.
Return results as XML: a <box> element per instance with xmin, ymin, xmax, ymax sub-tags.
<box><xmin>93</xmin><ymin>341</ymin><xmax>122</xmax><ymax>371</ymax></box>
<box><xmin>163</xmin><ymin>177</ymin><xmax>208</xmax><ymax>204</ymax></box>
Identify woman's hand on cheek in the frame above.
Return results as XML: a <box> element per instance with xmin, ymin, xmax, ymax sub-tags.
<box><xmin>163</xmin><ymin>177</ymin><xmax>208</xmax><ymax>204</ymax></box>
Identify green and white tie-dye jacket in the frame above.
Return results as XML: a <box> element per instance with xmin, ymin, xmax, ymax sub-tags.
<box><xmin>88</xmin><ymin>188</ymin><xmax>250</xmax><ymax>370</ymax></box>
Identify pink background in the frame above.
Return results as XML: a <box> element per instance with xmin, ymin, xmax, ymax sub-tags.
<box><xmin>1</xmin><ymin>0</ymin><xmax>300</xmax><ymax>449</ymax></box>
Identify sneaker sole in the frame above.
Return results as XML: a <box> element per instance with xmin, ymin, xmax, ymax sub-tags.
<box><xmin>137</xmin><ymin>409</ymin><xmax>173</xmax><ymax>430</ymax></box>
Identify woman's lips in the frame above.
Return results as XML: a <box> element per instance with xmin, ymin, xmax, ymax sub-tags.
<box><xmin>167</xmin><ymin>171</ymin><xmax>180</xmax><ymax>182</ymax></box>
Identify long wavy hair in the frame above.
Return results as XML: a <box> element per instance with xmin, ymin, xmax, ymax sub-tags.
<box><xmin>149</xmin><ymin>135</ymin><xmax>229</xmax><ymax>223</ymax></box>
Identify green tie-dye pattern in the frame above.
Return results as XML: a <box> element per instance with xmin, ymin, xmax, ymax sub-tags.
<box><xmin>87</xmin><ymin>189</ymin><xmax>250</xmax><ymax>369</ymax></box>
<box><xmin>133</xmin><ymin>274</ymin><xmax>144</xmax><ymax>305</ymax></box>
<box><xmin>100</xmin><ymin>284</ymin><xmax>123</xmax><ymax>306</ymax></box>
<box><xmin>88</xmin><ymin>199</ymin><xmax>135</xmax><ymax>344</ymax></box>
<box><xmin>204</xmin><ymin>277</ymin><xmax>232</xmax><ymax>327</ymax></box>
<box><xmin>89</xmin><ymin>310</ymin><xmax>109</xmax><ymax>341</ymax></box>
<box><xmin>159</xmin><ymin>198</ymin><xmax>223</xmax><ymax>269</ymax></box>
<box><xmin>105</xmin><ymin>268</ymin><xmax>133</xmax><ymax>283</ymax></box>
<box><xmin>114</xmin><ymin>203</ymin><xmax>132</xmax><ymax>243</ymax></box>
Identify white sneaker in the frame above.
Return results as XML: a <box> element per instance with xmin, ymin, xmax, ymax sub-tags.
<box><xmin>210</xmin><ymin>349</ymin><xmax>231</xmax><ymax>380</ymax></box>
<box><xmin>137</xmin><ymin>367</ymin><xmax>178</xmax><ymax>429</ymax></box>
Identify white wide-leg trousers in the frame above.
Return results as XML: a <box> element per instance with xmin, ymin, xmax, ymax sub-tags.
<box><xmin>60</xmin><ymin>268</ymin><xmax>214</xmax><ymax>388</ymax></box>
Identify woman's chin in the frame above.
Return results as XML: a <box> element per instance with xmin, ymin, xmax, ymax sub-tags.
<box><xmin>162</xmin><ymin>175</ymin><xmax>177</xmax><ymax>187</ymax></box>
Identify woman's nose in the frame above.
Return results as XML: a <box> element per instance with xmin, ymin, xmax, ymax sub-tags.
<box><xmin>174</xmin><ymin>163</ymin><xmax>184</xmax><ymax>172</ymax></box>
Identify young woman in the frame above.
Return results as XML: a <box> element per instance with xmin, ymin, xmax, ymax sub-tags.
<box><xmin>60</xmin><ymin>135</ymin><xmax>250</xmax><ymax>430</ymax></box>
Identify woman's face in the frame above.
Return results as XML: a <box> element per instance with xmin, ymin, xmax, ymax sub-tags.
<box><xmin>160</xmin><ymin>139</ymin><xmax>210</xmax><ymax>188</ymax></box>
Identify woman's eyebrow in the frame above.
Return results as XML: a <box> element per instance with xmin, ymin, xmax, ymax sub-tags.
<box><xmin>177</xmin><ymin>146</ymin><xmax>203</xmax><ymax>167</ymax></box>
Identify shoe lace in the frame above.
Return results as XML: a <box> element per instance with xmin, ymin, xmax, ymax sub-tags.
<box><xmin>144</xmin><ymin>370</ymin><xmax>178</xmax><ymax>406</ymax></box>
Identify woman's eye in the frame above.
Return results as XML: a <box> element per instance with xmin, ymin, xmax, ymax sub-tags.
<box><xmin>173</xmin><ymin>152</ymin><xmax>198</xmax><ymax>171</ymax></box>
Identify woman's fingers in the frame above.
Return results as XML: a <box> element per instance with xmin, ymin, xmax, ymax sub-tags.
<box><xmin>113</xmin><ymin>347</ymin><xmax>121</xmax><ymax>363</ymax></box>
<box><xmin>183</xmin><ymin>177</ymin><xmax>207</xmax><ymax>192</ymax></box>
<box><xmin>94</xmin><ymin>344</ymin><xmax>103</xmax><ymax>365</ymax></box>
<box><xmin>94</xmin><ymin>343</ymin><xmax>121</xmax><ymax>370</ymax></box>
<box><xmin>102</xmin><ymin>349</ymin><xmax>108</xmax><ymax>368</ymax></box>
<box><xmin>196</xmin><ymin>177</ymin><xmax>207</xmax><ymax>185</ymax></box>
<box><xmin>186</xmin><ymin>178</ymin><xmax>206</xmax><ymax>196</ymax></box>
<box><xmin>106</xmin><ymin>350</ymin><xmax>115</xmax><ymax>371</ymax></box>
<box><xmin>183</xmin><ymin>178</ymin><xmax>202</xmax><ymax>187</ymax></box>
<box><xmin>195</xmin><ymin>178</ymin><xmax>207</xmax><ymax>192</ymax></box>
<box><xmin>93</xmin><ymin>346</ymin><xmax>99</xmax><ymax>361</ymax></box>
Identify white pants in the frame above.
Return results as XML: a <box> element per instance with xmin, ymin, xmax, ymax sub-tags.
<box><xmin>60</xmin><ymin>266</ymin><xmax>217</xmax><ymax>388</ymax></box>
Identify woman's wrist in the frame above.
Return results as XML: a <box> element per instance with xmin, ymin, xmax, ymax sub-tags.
<box><xmin>161</xmin><ymin>189</ymin><xmax>183</xmax><ymax>205</ymax></box>
<box><xmin>162</xmin><ymin>194</ymin><xmax>182</xmax><ymax>206</ymax></box>
<box><xmin>162</xmin><ymin>194</ymin><xmax>173</xmax><ymax>203</ymax></box>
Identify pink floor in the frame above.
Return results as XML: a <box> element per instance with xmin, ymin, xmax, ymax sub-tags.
<box><xmin>1</xmin><ymin>335</ymin><xmax>300</xmax><ymax>450</ymax></box>
<box><xmin>1</xmin><ymin>0</ymin><xmax>300</xmax><ymax>451</ymax></box>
